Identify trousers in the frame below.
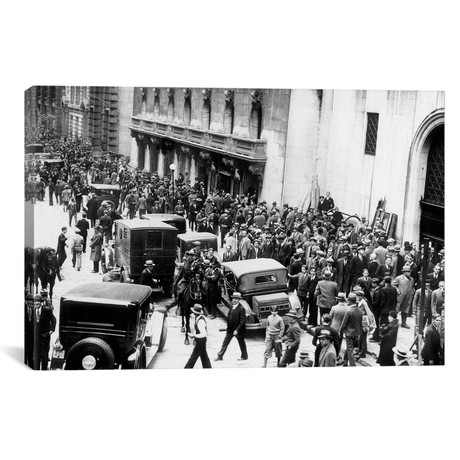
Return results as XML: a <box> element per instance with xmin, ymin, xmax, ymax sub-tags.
<box><xmin>217</xmin><ymin>331</ymin><xmax>248</xmax><ymax>359</ymax></box>
<box><xmin>184</xmin><ymin>337</ymin><xmax>212</xmax><ymax>368</ymax></box>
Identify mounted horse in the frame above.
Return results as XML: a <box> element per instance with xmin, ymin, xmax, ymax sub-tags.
<box><xmin>36</xmin><ymin>247</ymin><xmax>59</xmax><ymax>299</ymax></box>
<box><xmin>176</xmin><ymin>272</ymin><xmax>207</xmax><ymax>345</ymax></box>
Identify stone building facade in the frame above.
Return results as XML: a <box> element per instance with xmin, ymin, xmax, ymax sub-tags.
<box><xmin>129</xmin><ymin>87</ymin><xmax>291</xmax><ymax>201</ymax></box>
<box><xmin>129</xmin><ymin>87</ymin><xmax>445</xmax><ymax>247</ymax></box>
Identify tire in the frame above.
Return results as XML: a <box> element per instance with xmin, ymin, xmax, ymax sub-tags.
<box><xmin>158</xmin><ymin>317</ymin><xmax>168</xmax><ymax>352</ymax></box>
<box><xmin>121</xmin><ymin>343</ymin><xmax>146</xmax><ymax>370</ymax></box>
<box><xmin>65</xmin><ymin>337</ymin><xmax>116</xmax><ymax>370</ymax></box>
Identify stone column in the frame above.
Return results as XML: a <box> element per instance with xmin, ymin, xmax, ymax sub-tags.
<box><xmin>130</xmin><ymin>135</ymin><xmax>139</xmax><ymax>169</ymax></box>
<box><xmin>157</xmin><ymin>146</ymin><xmax>165</xmax><ymax>179</ymax></box>
<box><xmin>189</xmin><ymin>155</ymin><xmax>196</xmax><ymax>183</ymax></box>
<box><xmin>144</xmin><ymin>143</ymin><xmax>151</xmax><ymax>173</ymax></box>
<box><xmin>173</xmin><ymin>150</ymin><xmax>180</xmax><ymax>173</ymax></box>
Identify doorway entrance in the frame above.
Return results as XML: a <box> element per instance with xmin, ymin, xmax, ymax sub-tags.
<box><xmin>419</xmin><ymin>125</ymin><xmax>444</xmax><ymax>252</ymax></box>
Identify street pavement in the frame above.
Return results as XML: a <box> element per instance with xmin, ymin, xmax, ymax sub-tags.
<box><xmin>28</xmin><ymin>189</ymin><xmax>418</xmax><ymax>369</ymax></box>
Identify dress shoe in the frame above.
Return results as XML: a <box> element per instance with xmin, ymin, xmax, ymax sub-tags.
<box><xmin>401</xmin><ymin>323</ymin><xmax>410</xmax><ymax>329</ymax></box>
<box><xmin>238</xmin><ymin>357</ymin><xmax>248</xmax><ymax>361</ymax></box>
<box><xmin>214</xmin><ymin>356</ymin><xmax>223</xmax><ymax>361</ymax></box>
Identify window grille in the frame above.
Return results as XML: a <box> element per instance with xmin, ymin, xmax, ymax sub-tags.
<box><xmin>364</xmin><ymin>112</ymin><xmax>379</xmax><ymax>155</ymax></box>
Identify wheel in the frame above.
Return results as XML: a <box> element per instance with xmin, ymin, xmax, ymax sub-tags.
<box><xmin>65</xmin><ymin>337</ymin><xmax>116</xmax><ymax>370</ymax></box>
<box><xmin>158</xmin><ymin>317</ymin><xmax>168</xmax><ymax>352</ymax></box>
<box><xmin>121</xmin><ymin>343</ymin><xmax>146</xmax><ymax>370</ymax></box>
<box><xmin>120</xmin><ymin>271</ymin><xmax>126</xmax><ymax>283</ymax></box>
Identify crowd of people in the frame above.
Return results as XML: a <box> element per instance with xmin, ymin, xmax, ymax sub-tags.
<box><xmin>25</xmin><ymin>133</ymin><xmax>446</xmax><ymax>368</ymax></box>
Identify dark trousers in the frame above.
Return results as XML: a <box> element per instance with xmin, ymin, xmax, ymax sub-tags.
<box><xmin>39</xmin><ymin>336</ymin><xmax>51</xmax><ymax>370</ymax></box>
<box><xmin>49</xmin><ymin>191</ymin><xmax>54</xmax><ymax>205</ymax></box>
<box><xmin>220</xmin><ymin>227</ymin><xmax>229</xmax><ymax>247</ymax></box>
<box><xmin>189</xmin><ymin>219</ymin><xmax>195</xmax><ymax>231</ymax></box>
<box><xmin>217</xmin><ymin>331</ymin><xmax>248</xmax><ymax>359</ymax></box>
<box><xmin>278</xmin><ymin>344</ymin><xmax>299</xmax><ymax>367</ymax></box>
<box><xmin>371</xmin><ymin>308</ymin><xmax>382</xmax><ymax>341</ymax></box>
<box><xmin>184</xmin><ymin>337</ymin><xmax>212</xmax><ymax>368</ymax></box>
<box><xmin>343</xmin><ymin>336</ymin><xmax>358</xmax><ymax>366</ymax></box>
<box><xmin>207</xmin><ymin>289</ymin><xmax>219</xmax><ymax>318</ymax></box>
<box><xmin>82</xmin><ymin>234</ymin><xmax>87</xmax><ymax>253</ymax></box>
<box><xmin>306</xmin><ymin>293</ymin><xmax>318</xmax><ymax>326</ymax></box>
<box><xmin>358</xmin><ymin>330</ymin><xmax>368</xmax><ymax>358</ymax></box>
<box><xmin>298</xmin><ymin>295</ymin><xmax>307</xmax><ymax>317</ymax></box>
<box><xmin>90</xmin><ymin>218</ymin><xmax>96</xmax><ymax>228</ymax></box>
<box><xmin>93</xmin><ymin>261</ymin><xmax>99</xmax><ymax>272</ymax></box>
<box><xmin>69</xmin><ymin>213</ymin><xmax>77</xmax><ymax>227</ymax></box>
<box><xmin>55</xmin><ymin>191</ymin><xmax>60</xmax><ymax>204</ymax></box>
<box><xmin>57</xmin><ymin>251</ymin><xmax>67</xmax><ymax>268</ymax></box>
<box><xmin>75</xmin><ymin>197</ymin><xmax>82</xmax><ymax>212</ymax></box>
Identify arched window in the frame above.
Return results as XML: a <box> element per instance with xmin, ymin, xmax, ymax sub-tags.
<box><xmin>202</xmin><ymin>100</ymin><xmax>211</xmax><ymax>130</ymax></box>
<box><xmin>168</xmin><ymin>99</ymin><xmax>174</xmax><ymax>122</ymax></box>
<box><xmin>223</xmin><ymin>102</ymin><xmax>234</xmax><ymax>134</ymax></box>
<box><xmin>184</xmin><ymin>98</ymin><xmax>191</xmax><ymax>126</ymax></box>
<box><xmin>249</xmin><ymin>102</ymin><xmax>262</xmax><ymax>139</ymax></box>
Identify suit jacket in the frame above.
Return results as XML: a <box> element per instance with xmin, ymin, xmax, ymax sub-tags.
<box><xmin>315</xmin><ymin>280</ymin><xmax>339</xmax><ymax>309</ymax></box>
<box><xmin>339</xmin><ymin>305</ymin><xmax>363</xmax><ymax>338</ymax></box>
<box><xmin>227</xmin><ymin>304</ymin><xmax>246</xmax><ymax>336</ymax></box>
<box><xmin>336</xmin><ymin>257</ymin><xmax>352</xmax><ymax>293</ymax></box>
<box><xmin>380</xmin><ymin>285</ymin><xmax>398</xmax><ymax>314</ymax></box>
<box><xmin>421</xmin><ymin>324</ymin><xmax>441</xmax><ymax>364</ymax></box>
<box><xmin>247</xmin><ymin>246</ymin><xmax>263</xmax><ymax>260</ymax></box>
<box><xmin>239</xmin><ymin>237</ymin><xmax>252</xmax><ymax>260</ymax></box>
<box><xmin>223</xmin><ymin>251</ymin><xmax>238</xmax><ymax>262</ymax></box>
<box><xmin>350</xmin><ymin>254</ymin><xmax>368</xmax><ymax>284</ymax></box>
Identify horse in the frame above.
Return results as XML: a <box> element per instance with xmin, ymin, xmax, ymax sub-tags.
<box><xmin>25</xmin><ymin>247</ymin><xmax>40</xmax><ymax>294</ymax></box>
<box><xmin>176</xmin><ymin>274</ymin><xmax>207</xmax><ymax>345</ymax></box>
<box><xmin>36</xmin><ymin>247</ymin><xmax>59</xmax><ymax>299</ymax></box>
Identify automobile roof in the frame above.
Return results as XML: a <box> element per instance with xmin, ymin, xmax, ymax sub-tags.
<box><xmin>61</xmin><ymin>283</ymin><xmax>151</xmax><ymax>305</ymax></box>
<box><xmin>116</xmin><ymin>218</ymin><xmax>177</xmax><ymax>231</ymax></box>
<box><xmin>143</xmin><ymin>213</ymin><xmax>186</xmax><ymax>222</ymax></box>
<box><xmin>177</xmin><ymin>231</ymin><xmax>217</xmax><ymax>242</ymax></box>
<box><xmin>90</xmin><ymin>184</ymin><xmax>120</xmax><ymax>190</ymax></box>
<box><xmin>222</xmin><ymin>258</ymin><xmax>287</xmax><ymax>278</ymax></box>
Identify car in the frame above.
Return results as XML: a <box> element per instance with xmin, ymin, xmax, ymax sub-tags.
<box><xmin>114</xmin><ymin>219</ymin><xmax>178</xmax><ymax>296</ymax></box>
<box><xmin>176</xmin><ymin>231</ymin><xmax>219</xmax><ymax>265</ymax></box>
<box><xmin>90</xmin><ymin>183</ymin><xmax>121</xmax><ymax>209</ymax></box>
<box><xmin>218</xmin><ymin>258</ymin><xmax>297</xmax><ymax>330</ymax></box>
<box><xmin>50</xmin><ymin>283</ymin><xmax>168</xmax><ymax>370</ymax></box>
<box><xmin>141</xmin><ymin>213</ymin><xmax>187</xmax><ymax>234</ymax></box>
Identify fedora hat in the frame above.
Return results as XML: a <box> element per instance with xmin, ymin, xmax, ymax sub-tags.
<box><xmin>402</xmin><ymin>265</ymin><xmax>412</xmax><ymax>273</ymax></box>
<box><xmin>318</xmin><ymin>329</ymin><xmax>333</xmax><ymax>340</ymax></box>
<box><xmin>323</xmin><ymin>270</ymin><xmax>332</xmax><ymax>278</ymax></box>
<box><xmin>285</xmin><ymin>309</ymin><xmax>301</xmax><ymax>319</ymax></box>
<box><xmin>231</xmin><ymin>292</ymin><xmax>242</xmax><ymax>300</ymax></box>
<box><xmin>392</xmin><ymin>346</ymin><xmax>412</xmax><ymax>359</ymax></box>
<box><xmin>347</xmin><ymin>292</ymin><xmax>357</xmax><ymax>302</ymax></box>
<box><xmin>336</xmin><ymin>292</ymin><xmax>347</xmax><ymax>301</ymax></box>
<box><xmin>144</xmin><ymin>260</ymin><xmax>155</xmax><ymax>267</ymax></box>
<box><xmin>354</xmin><ymin>290</ymin><xmax>365</xmax><ymax>297</ymax></box>
<box><xmin>191</xmin><ymin>304</ymin><xmax>204</xmax><ymax>315</ymax></box>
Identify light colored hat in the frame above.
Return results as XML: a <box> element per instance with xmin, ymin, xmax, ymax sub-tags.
<box><xmin>144</xmin><ymin>260</ymin><xmax>155</xmax><ymax>267</ymax></box>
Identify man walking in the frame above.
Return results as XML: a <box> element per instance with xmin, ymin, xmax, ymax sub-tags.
<box><xmin>278</xmin><ymin>310</ymin><xmax>302</xmax><ymax>367</ymax></box>
<box><xmin>184</xmin><ymin>304</ymin><xmax>212</xmax><ymax>369</ymax></box>
<box><xmin>262</xmin><ymin>305</ymin><xmax>285</xmax><ymax>367</ymax></box>
<box><xmin>314</xmin><ymin>270</ymin><xmax>339</xmax><ymax>320</ymax></box>
<box><xmin>76</xmin><ymin>212</ymin><xmax>90</xmax><ymax>253</ymax></box>
<box><xmin>56</xmin><ymin>227</ymin><xmax>68</xmax><ymax>271</ymax></box>
<box><xmin>339</xmin><ymin>292</ymin><xmax>363</xmax><ymax>367</ymax></box>
<box><xmin>71</xmin><ymin>228</ymin><xmax>84</xmax><ymax>271</ymax></box>
<box><xmin>392</xmin><ymin>265</ymin><xmax>415</xmax><ymax>329</ymax></box>
<box><xmin>215</xmin><ymin>292</ymin><xmax>248</xmax><ymax>362</ymax></box>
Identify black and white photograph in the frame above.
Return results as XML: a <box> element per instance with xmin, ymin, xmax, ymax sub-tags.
<box><xmin>2</xmin><ymin>2</ymin><xmax>459</xmax><ymax>460</ymax></box>
<box><xmin>24</xmin><ymin>86</ymin><xmax>445</xmax><ymax>370</ymax></box>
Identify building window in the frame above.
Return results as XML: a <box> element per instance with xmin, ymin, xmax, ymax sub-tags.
<box><xmin>223</xmin><ymin>102</ymin><xmax>234</xmax><ymax>134</ymax></box>
<box><xmin>202</xmin><ymin>100</ymin><xmax>211</xmax><ymax>130</ymax></box>
<box><xmin>184</xmin><ymin>99</ymin><xmax>191</xmax><ymax>126</ymax></box>
<box><xmin>249</xmin><ymin>102</ymin><xmax>262</xmax><ymax>139</ymax></box>
<box><xmin>364</xmin><ymin>112</ymin><xmax>379</xmax><ymax>155</ymax></box>
<box><xmin>70</xmin><ymin>86</ymin><xmax>75</xmax><ymax>105</ymax></box>
<box><xmin>76</xmin><ymin>87</ymin><xmax>81</xmax><ymax>106</ymax></box>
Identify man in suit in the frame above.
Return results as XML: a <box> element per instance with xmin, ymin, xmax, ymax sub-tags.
<box><xmin>375</xmin><ymin>255</ymin><xmax>394</xmax><ymax>281</ymax></box>
<box><xmin>56</xmin><ymin>226</ymin><xmax>68</xmax><ymax>271</ymax></box>
<box><xmin>214</xmin><ymin>292</ymin><xmax>248</xmax><ymax>361</ymax></box>
<box><xmin>350</xmin><ymin>245</ymin><xmax>368</xmax><ymax>288</ymax></box>
<box><xmin>421</xmin><ymin>314</ymin><xmax>442</xmax><ymax>365</ymax></box>
<box><xmin>427</xmin><ymin>264</ymin><xmax>444</xmax><ymax>291</ymax></box>
<box><xmin>431</xmin><ymin>281</ymin><xmax>445</xmax><ymax>316</ymax></box>
<box><xmin>339</xmin><ymin>292</ymin><xmax>363</xmax><ymax>367</ymax></box>
<box><xmin>278</xmin><ymin>310</ymin><xmax>302</xmax><ymax>367</ymax></box>
<box><xmin>336</xmin><ymin>248</ymin><xmax>352</xmax><ymax>294</ymax></box>
<box><xmin>27</xmin><ymin>293</ymin><xmax>57</xmax><ymax>370</ymax></box>
<box><xmin>247</xmin><ymin>239</ymin><xmax>263</xmax><ymax>260</ymax></box>
<box><xmin>392</xmin><ymin>265</ymin><xmax>415</xmax><ymax>329</ymax></box>
<box><xmin>315</xmin><ymin>271</ymin><xmax>339</xmax><ymax>319</ymax></box>
<box><xmin>76</xmin><ymin>212</ymin><xmax>90</xmax><ymax>253</ymax></box>
<box><xmin>239</xmin><ymin>230</ymin><xmax>252</xmax><ymax>260</ymax></box>
<box><xmin>222</xmin><ymin>245</ymin><xmax>238</xmax><ymax>263</ymax></box>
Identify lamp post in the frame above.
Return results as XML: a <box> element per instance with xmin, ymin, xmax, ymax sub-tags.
<box><xmin>169</xmin><ymin>163</ymin><xmax>176</xmax><ymax>212</ymax></box>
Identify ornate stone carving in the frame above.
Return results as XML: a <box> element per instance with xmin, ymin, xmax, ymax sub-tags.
<box><xmin>183</xmin><ymin>88</ymin><xmax>191</xmax><ymax>100</ymax></box>
<box><xmin>251</xmin><ymin>89</ymin><xmax>263</xmax><ymax>105</ymax></box>
<box><xmin>181</xmin><ymin>146</ymin><xmax>190</xmax><ymax>154</ymax></box>
<box><xmin>140</xmin><ymin>87</ymin><xmax>146</xmax><ymax>98</ymax></box>
<box><xmin>248</xmin><ymin>163</ymin><xmax>264</xmax><ymax>176</ymax></box>
<box><xmin>148</xmin><ymin>137</ymin><xmax>160</xmax><ymax>146</ymax></box>
<box><xmin>222</xmin><ymin>157</ymin><xmax>235</xmax><ymax>168</ymax></box>
<box><xmin>167</xmin><ymin>88</ymin><xmax>175</xmax><ymax>100</ymax></box>
<box><xmin>202</xmin><ymin>88</ymin><xmax>212</xmax><ymax>101</ymax></box>
<box><xmin>224</xmin><ymin>89</ymin><xmax>234</xmax><ymax>103</ymax></box>
<box><xmin>152</xmin><ymin>87</ymin><xmax>160</xmax><ymax>97</ymax></box>
<box><xmin>199</xmin><ymin>151</ymin><xmax>211</xmax><ymax>161</ymax></box>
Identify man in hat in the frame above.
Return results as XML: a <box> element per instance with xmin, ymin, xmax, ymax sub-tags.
<box><xmin>239</xmin><ymin>230</ymin><xmax>252</xmax><ymax>260</ymax></box>
<box><xmin>71</xmin><ymin>228</ymin><xmax>84</xmax><ymax>271</ymax></box>
<box><xmin>421</xmin><ymin>314</ymin><xmax>442</xmax><ymax>365</ymax></box>
<box><xmin>376</xmin><ymin>310</ymin><xmax>399</xmax><ymax>366</ymax></box>
<box><xmin>355</xmin><ymin>289</ymin><xmax>375</xmax><ymax>358</ymax></box>
<box><xmin>312</xmin><ymin>313</ymin><xmax>340</xmax><ymax>366</ymax></box>
<box><xmin>222</xmin><ymin>244</ymin><xmax>238</xmax><ymax>263</ymax></box>
<box><xmin>336</xmin><ymin>247</ymin><xmax>352</xmax><ymax>295</ymax></box>
<box><xmin>203</xmin><ymin>259</ymin><xmax>221</xmax><ymax>319</ymax></box>
<box><xmin>329</xmin><ymin>292</ymin><xmax>348</xmax><ymax>361</ymax></box>
<box><xmin>298</xmin><ymin>350</ymin><xmax>314</xmax><ymax>367</ymax></box>
<box><xmin>315</xmin><ymin>270</ymin><xmax>339</xmax><ymax>319</ymax></box>
<box><xmin>287</xmin><ymin>252</ymin><xmax>303</xmax><ymax>292</ymax></box>
<box><xmin>89</xmin><ymin>225</ymin><xmax>103</xmax><ymax>274</ymax></box>
<box><xmin>262</xmin><ymin>305</ymin><xmax>285</xmax><ymax>367</ymax></box>
<box><xmin>317</xmin><ymin>329</ymin><xmax>337</xmax><ymax>367</ymax></box>
<box><xmin>56</xmin><ymin>226</ymin><xmax>68</xmax><ymax>271</ymax></box>
<box><xmin>339</xmin><ymin>292</ymin><xmax>363</xmax><ymax>366</ymax></box>
<box><xmin>278</xmin><ymin>309</ymin><xmax>302</xmax><ymax>367</ymax></box>
<box><xmin>392</xmin><ymin>265</ymin><xmax>415</xmax><ymax>329</ymax></box>
<box><xmin>350</xmin><ymin>245</ymin><xmax>368</xmax><ymax>288</ymax></box>
<box><xmin>139</xmin><ymin>260</ymin><xmax>156</xmax><ymax>291</ymax></box>
<box><xmin>392</xmin><ymin>346</ymin><xmax>414</xmax><ymax>366</ymax></box>
<box><xmin>215</xmin><ymin>292</ymin><xmax>248</xmax><ymax>361</ymax></box>
<box><xmin>76</xmin><ymin>212</ymin><xmax>90</xmax><ymax>253</ymax></box>
<box><xmin>184</xmin><ymin>304</ymin><xmax>212</xmax><ymax>369</ymax></box>
<box><xmin>412</xmin><ymin>280</ymin><xmax>433</xmax><ymax>329</ymax></box>
<box><xmin>28</xmin><ymin>293</ymin><xmax>57</xmax><ymax>370</ymax></box>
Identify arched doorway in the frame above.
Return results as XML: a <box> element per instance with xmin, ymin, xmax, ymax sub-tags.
<box><xmin>403</xmin><ymin>109</ymin><xmax>444</xmax><ymax>250</ymax></box>
<box><xmin>420</xmin><ymin>125</ymin><xmax>444</xmax><ymax>252</ymax></box>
